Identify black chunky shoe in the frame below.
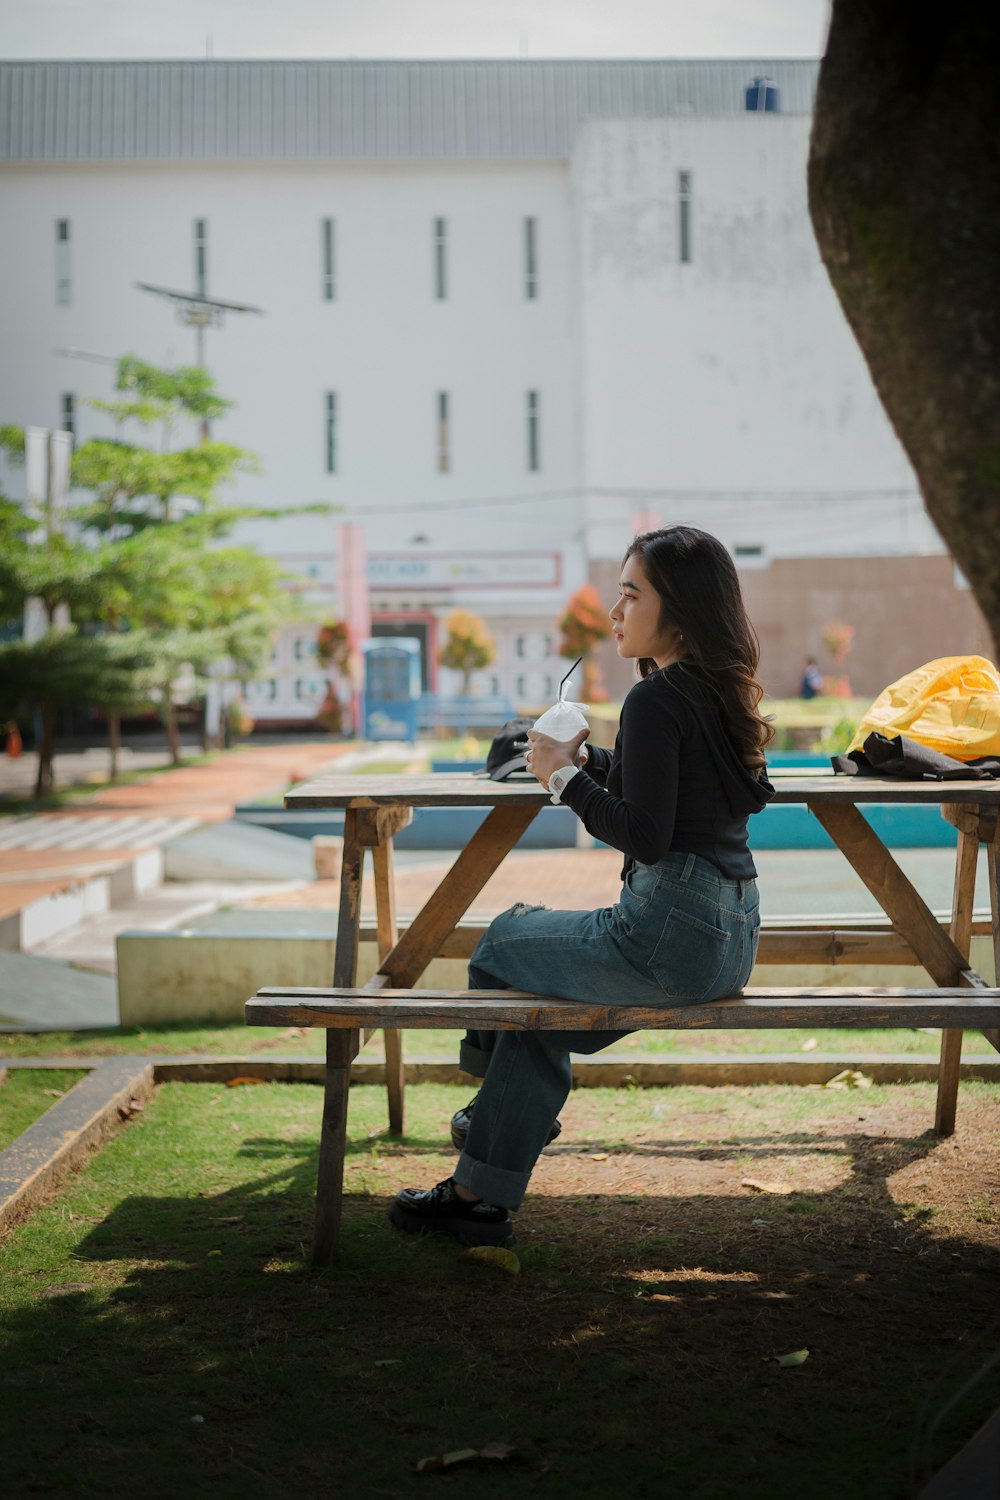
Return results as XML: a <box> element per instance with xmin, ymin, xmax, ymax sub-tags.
<box><xmin>388</xmin><ymin>1177</ymin><xmax>515</xmax><ymax>1247</ymax></box>
<box><xmin>450</xmin><ymin>1094</ymin><xmax>562</xmax><ymax>1152</ymax></box>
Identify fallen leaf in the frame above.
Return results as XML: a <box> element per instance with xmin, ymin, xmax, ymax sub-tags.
<box><xmin>43</xmin><ymin>1087</ymin><xmax>65</xmax><ymax>1097</ymax></box>
<box><xmin>742</xmin><ymin>1178</ymin><xmax>794</xmax><ymax>1195</ymax></box>
<box><xmin>415</xmin><ymin>1443</ymin><xmax>515</xmax><ymax>1473</ymax></box>
<box><xmin>416</xmin><ymin>1449</ymin><xmax>480</xmax><ymax>1474</ymax></box>
<box><xmin>766</xmin><ymin>1348</ymin><xmax>810</xmax><ymax>1367</ymax></box>
<box><xmin>117</xmin><ymin>1096</ymin><xmax>145</xmax><ymax>1120</ymax></box>
<box><xmin>226</xmin><ymin>1076</ymin><xmax>266</xmax><ymax>1087</ymax></box>
<box><xmin>588</xmin><ymin>1152</ymin><xmax>609</xmax><ymax>1161</ymax></box>
<box><xmin>823</xmin><ymin>1069</ymin><xmax>873</xmax><ymax>1090</ymax></box>
<box><xmin>458</xmin><ymin>1246</ymin><xmax>520</xmax><ymax>1277</ymax></box>
<box><xmin>207</xmin><ymin>1250</ymin><xmax>222</xmax><ymax>1258</ymax></box>
<box><xmin>801</xmin><ymin>1038</ymin><xmax>818</xmax><ymax>1052</ymax></box>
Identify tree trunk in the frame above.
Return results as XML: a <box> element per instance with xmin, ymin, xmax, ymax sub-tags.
<box><xmin>107</xmin><ymin>710</ymin><xmax>121</xmax><ymax>781</ymax></box>
<box><xmin>808</xmin><ymin>4</ymin><xmax>1000</xmax><ymax>661</ymax></box>
<box><xmin>33</xmin><ymin>707</ymin><xmax>56</xmax><ymax>799</ymax></box>
<box><xmin>162</xmin><ymin>690</ymin><xmax>183</xmax><ymax>766</ymax></box>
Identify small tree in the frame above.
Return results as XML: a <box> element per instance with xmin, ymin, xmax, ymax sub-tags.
<box><xmin>558</xmin><ymin>584</ymin><xmax>612</xmax><ymax>702</ymax></box>
<box><xmin>821</xmin><ymin>620</ymin><xmax>855</xmax><ymax>699</ymax></box>
<box><xmin>316</xmin><ymin>620</ymin><xmax>353</xmax><ymax>735</ymax></box>
<box><xmin>1</xmin><ymin>355</ymin><xmax>313</xmax><ymax>782</ymax></box>
<box><xmin>0</xmin><ymin>630</ymin><xmax>159</xmax><ymax>798</ymax></box>
<box><xmin>438</xmin><ymin>610</ymin><xmax>496</xmax><ymax>695</ymax></box>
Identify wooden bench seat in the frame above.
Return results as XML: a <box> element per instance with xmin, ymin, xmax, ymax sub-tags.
<box><xmin>245</xmin><ymin>982</ymin><xmax>1000</xmax><ymax>1265</ymax></box>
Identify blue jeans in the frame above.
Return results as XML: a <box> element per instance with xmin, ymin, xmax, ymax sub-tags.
<box><xmin>452</xmin><ymin>851</ymin><xmax>760</xmax><ymax>1209</ymax></box>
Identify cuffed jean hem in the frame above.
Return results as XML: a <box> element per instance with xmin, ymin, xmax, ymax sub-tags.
<box><xmin>453</xmin><ymin>1149</ymin><xmax>529</xmax><ymax>1211</ymax></box>
<box><xmin>458</xmin><ymin>1037</ymin><xmax>492</xmax><ymax>1078</ymax></box>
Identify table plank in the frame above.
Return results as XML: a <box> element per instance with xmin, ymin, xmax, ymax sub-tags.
<box><xmin>285</xmin><ymin>772</ymin><xmax>1000</xmax><ymax>809</ymax></box>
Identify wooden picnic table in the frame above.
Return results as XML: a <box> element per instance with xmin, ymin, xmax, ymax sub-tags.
<box><xmin>269</xmin><ymin>770</ymin><xmax>1000</xmax><ymax>1262</ymax></box>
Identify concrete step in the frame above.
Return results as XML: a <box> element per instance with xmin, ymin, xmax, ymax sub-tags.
<box><xmin>27</xmin><ymin>879</ymin><xmax>305</xmax><ymax>979</ymax></box>
<box><xmin>0</xmin><ymin>948</ymin><xmax>118</xmax><ymax>1031</ymax></box>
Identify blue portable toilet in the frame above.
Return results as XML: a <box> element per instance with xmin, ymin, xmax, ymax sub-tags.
<box><xmin>361</xmin><ymin>637</ymin><xmax>421</xmax><ymax>742</ymax></box>
<box><xmin>745</xmin><ymin>77</ymin><xmax>780</xmax><ymax>112</ymax></box>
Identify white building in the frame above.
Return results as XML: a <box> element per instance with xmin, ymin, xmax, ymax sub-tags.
<box><xmin>0</xmin><ymin>60</ymin><xmax>976</xmax><ymax>712</ymax></box>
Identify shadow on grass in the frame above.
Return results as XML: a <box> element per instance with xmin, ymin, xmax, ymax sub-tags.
<box><xmin>3</xmin><ymin>1123</ymin><xmax>999</xmax><ymax>1499</ymax></box>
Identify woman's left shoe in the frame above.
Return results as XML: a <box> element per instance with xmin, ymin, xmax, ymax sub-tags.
<box><xmin>388</xmin><ymin>1177</ymin><xmax>515</xmax><ymax>1247</ymax></box>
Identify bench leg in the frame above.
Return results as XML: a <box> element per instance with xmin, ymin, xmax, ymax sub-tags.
<box><xmin>312</xmin><ymin>1028</ymin><xmax>357</xmax><ymax>1267</ymax></box>
<box><xmin>934</xmin><ymin>1029</ymin><xmax>963</xmax><ymax>1137</ymax></box>
<box><xmin>935</xmin><ymin>824</ymin><xmax>978</xmax><ymax>1136</ymax></box>
<box><xmin>371</xmin><ymin>838</ymin><xmax>405</xmax><ymax>1136</ymax></box>
<box><xmin>312</xmin><ymin>806</ymin><xmax>364</xmax><ymax>1266</ymax></box>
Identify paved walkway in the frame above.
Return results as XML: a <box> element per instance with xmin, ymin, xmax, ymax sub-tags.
<box><xmin>0</xmin><ymin>739</ymin><xmax>351</xmax><ymax>930</ymax></box>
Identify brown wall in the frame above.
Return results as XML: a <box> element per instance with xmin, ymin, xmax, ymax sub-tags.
<box><xmin>589</xmin><ymin>554</ymin><xmax>994</xmax><ymax>703</ymax></box>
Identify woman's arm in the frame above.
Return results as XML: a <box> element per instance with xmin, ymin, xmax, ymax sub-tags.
<box><xmin>559</xmin><ymin>684</ymin><xmax>681</xmax><ymax>865</ymax></box>
<box><xmin>581</xmin><ymin>742</ymin><xmax>613</xmax><ymax>785</ymax></box>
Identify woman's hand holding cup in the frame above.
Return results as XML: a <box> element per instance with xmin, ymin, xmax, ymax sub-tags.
<box><xmin>525</xmin><ymin>726</ymin><xmax>590</xmax><ymax>789</ymax></box>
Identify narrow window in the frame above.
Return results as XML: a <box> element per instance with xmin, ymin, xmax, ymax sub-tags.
<box><xmin>524</xmin><ymin>217</ymin><xmax>538</xmax><ymax>299</ymax></box>
<box><xmin>55</xmin><ymin>219</ymin><xmax>71</xmax><ymax>305</ymax></box>
<box><xmin>325</xmin><ymin>392</ymin><xmax>337</xmax><ymax>474</ymax></box>
<box><xmin>678</xmin><ymin>172</ymin><xmax>692</xmax><ymax>264</ymax></box>
<box><xmin>194</xmin><ymin>218</ymin><xmax>208</xmax><ymax>296</ymax></box>
<box><xmin>61</xmin><ymin>393</ymin><xmax>76</xmax><ymax>444</ymax></box>
<box><xmin>433</xmin><ymin>217</ymin><xmax>447</xmax><ymax>300</ymax></box>
<box><xmin>515</xmin><ymin>635</ymin><xmax>525</xmax><ymax>658</ymax></box>
<box><xmin>527</xmin><ymin>390</ymin><xmax>540</xmax><ymax>472</ymax></box>
<box><xmin>321</xmin><ymin>218</ymin><xmax>335</xmax><ymax>300</ymax></box>
<box><xmin>437</xmin><ymin>391</ymin><xmax>450</xmax><ymax>473</ymax></box>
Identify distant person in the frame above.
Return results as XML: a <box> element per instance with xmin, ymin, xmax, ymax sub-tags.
<box><xmin>388</xmin><ymin>525</ymin><xmax>775</xmax><ymax>1249</ymax></box>
<box><xmin>800</xmin><ymin>657</ymin><xmax>824</xmax><ymax>700</ymax></box>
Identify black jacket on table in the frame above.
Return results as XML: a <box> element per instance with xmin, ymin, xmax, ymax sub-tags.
<box><xmin>559</xmin><ymin>663</ymin><xmax>773</xmax><ymax>881</ymax></box>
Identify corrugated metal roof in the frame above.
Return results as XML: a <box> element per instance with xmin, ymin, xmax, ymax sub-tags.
<box><xmin>0</xmin><ymin>60</ymin><xmax>818</xmax><ymax>163</ymax></box>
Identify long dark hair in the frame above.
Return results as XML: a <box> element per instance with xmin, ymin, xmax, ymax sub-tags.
<box><xmin>624</xmin><ymin>526</ymin><xmax>774</xmax><ymax>772</ymax></box>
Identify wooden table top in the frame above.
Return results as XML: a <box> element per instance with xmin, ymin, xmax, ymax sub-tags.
<box><xmin>285</xmin><ymin>771</ymin><xmax>1000</xmax><ymax>810</ymax></box>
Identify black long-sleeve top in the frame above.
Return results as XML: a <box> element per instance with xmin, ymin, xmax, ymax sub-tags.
<box><xmin>559</xmin><ymin>664</ymin><xmax>773</xmax><ymax>880</ymax></box>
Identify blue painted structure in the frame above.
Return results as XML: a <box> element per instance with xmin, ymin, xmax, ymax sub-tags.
<box><xmin>362</xmin><ymin>638</ymin><xmax>421</xmax><ymax>742</ymax></box>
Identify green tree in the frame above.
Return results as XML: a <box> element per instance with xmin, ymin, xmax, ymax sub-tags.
<box><xmin>0</xmin><ymin>355</ymin><xmax>313</xmax><ymax>787</ymax></box>
<box><xmin>438</xmin><ymin>610</ymin><xmax>496</xmax><ymax>695</ymax></box>
<box><xmin>0</xmin><ymin>630</ymin><xmax>160</xmax><ymax>798</ymax></box>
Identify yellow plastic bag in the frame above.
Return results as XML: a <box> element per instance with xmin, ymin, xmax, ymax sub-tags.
<box><xmin>846</xmin><ymin>656</ymin><xmax>1000</xmax><ymax>760</ymax></box>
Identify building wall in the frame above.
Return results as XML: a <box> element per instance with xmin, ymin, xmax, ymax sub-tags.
<box><xmin>590</xmin><ymin>553</ymin><xmax>993</xmax><ymax>704</ymax></box>
<box><xmin>573</xmin><ymin>117</ymin><xmax>940</xmax><ymax>565</ymax></box>
<box><xmin>0</xmin><ymin>160</ymin><xmax>586</xmax><ymax>711</ymax></box>
<box><xmin>2</xmin><ymin>112</ymin><xmax>978</xmax><ymax>728</ymax></box>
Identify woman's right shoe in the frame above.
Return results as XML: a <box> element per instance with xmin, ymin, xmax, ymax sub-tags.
<box><xmin>450</xmin><ymin>1094</ymin><xmax>563</xmax><ymax>1152</ymax></box>
<box><xmin>388</xmin><ymin>1177</ymin><xmax>516</xmax><ymax>1248</ymax></box>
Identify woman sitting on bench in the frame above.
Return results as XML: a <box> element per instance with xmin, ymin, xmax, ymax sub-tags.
<box><xmin>389</xmin><ymin>525</ymin><xmax>775</xmax><ymax>1248</ymax></box>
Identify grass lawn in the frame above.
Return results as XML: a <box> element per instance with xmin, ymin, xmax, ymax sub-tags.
<box><xmin>1</xmin><ymin>1019</ymin><xmax>995</xmax><ymax>1065</ymax></box>
<box><xmin>2</xmin><ymin>1077</ymin><xmax>999</xmax><ymax>1498</ymax></box>
<box><xmin>0</xmin><ymin>1069</ymin><xmax>86</xmax><ymax>1151</ymax></box>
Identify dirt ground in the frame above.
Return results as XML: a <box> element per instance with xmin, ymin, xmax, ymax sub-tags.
<box><xmin>337</xmin><ymin>1080</ymin><xmax>1000</xmax><ymax>1493</ymax></box>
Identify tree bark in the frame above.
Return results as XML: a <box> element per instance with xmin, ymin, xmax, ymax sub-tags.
<box><xmin>107</xmin><ymin>710</ymin><xmax>121</xmax><ymax>781</ymax></box>
<box><xmin>33</xmin><ymin>708</ymin><xmax>56</xmax><ymax>799</ymax></box>
<box><xmin>808</xmin><ymin>4</ymin><xmax>1000</xmax><ymax>660</ymax></box>
<box><xmin>162</xmin><ymin>690</ymin><xmax>183</xmax><ymax>766</ymax></box>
